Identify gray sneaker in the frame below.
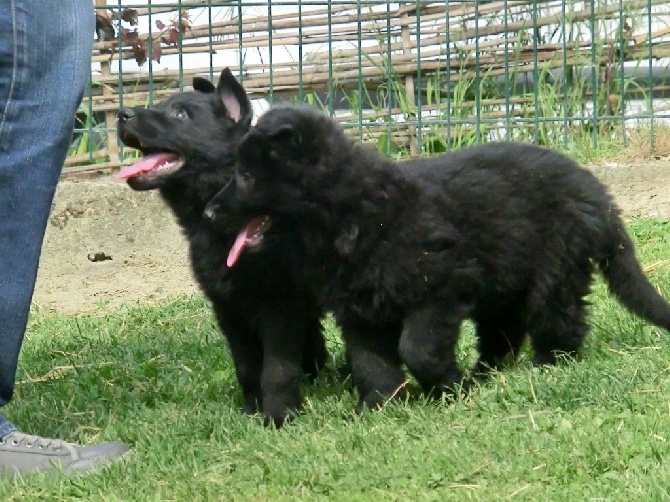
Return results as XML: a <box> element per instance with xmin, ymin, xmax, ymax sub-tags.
<box><xmin>0</xmin><ymin>431</ymin><xmax>131</xmax><ymax>478</ymax></box>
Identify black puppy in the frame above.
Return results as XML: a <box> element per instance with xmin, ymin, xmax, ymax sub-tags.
<box><xmin>115</xmin><ymin>71</ymin><xmax>328</xmax><ymax>426</ymax></box>
<box><xmin>206</xmin><ymin>105</ymin><xmax>670</xmax><ymax>413</ymax></box>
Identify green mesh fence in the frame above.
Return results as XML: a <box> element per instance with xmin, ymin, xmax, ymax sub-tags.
<box><xmin>66</xmin><ymin>0</ymin><xmax>670</xmax><ymax>176</ymax></box>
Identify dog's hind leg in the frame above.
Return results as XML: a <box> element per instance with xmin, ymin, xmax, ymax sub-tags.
<box><xmin>527</xmin><ymin>263</ymin><xmax>593</xmax><ymax>365</ymax></box>
<box><xmin>339</xmin><ymin>317</ymin><xmax>405</xmax><ymax>414</ymax></box>
<box><xmin>473</xmin><ymin>310</ymin><xmax>526</xmax><ymax>374</ymax></box>
<box><xmin>399</xmin><ymin>302</ymin><xmax>472</xmax><ymax>399</ymax></box>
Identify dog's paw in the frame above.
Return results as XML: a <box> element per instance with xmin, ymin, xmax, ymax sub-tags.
<box><xmin>242</xmin><ymin>395</ymin><xmax>262</xmax><ymax>416</ymax></box>
<box><xmin>354</xmin><ymin>392</ymin><xmax>386</xmax><ymax>415</ymax></box>
<box><xmin>262</xmin><ymin>412</ymin><xmax>295</xmax><ymax>429</ymax></box>
<box><xmin>355</xmin><ymin>381</ymin><xmax>409</xmax><ymax>415</ymax></box>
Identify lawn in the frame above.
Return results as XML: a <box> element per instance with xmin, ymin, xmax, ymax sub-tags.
<box><xmin>2</xmin><ymin>218</ymin><xmax>670</xmax><ymax>501</ymax></box>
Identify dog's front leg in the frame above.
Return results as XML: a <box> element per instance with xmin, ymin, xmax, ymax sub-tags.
<box><xmin>257</xmin><ymin>314</ymin><xmax>309</xmax><ymax>428</ymax></box>
<box><xmin>399</xmin><ymin>301</ymin><xmax>472</xmax><ymax>400</ymax></box>
<box><xmin>213</xmin><ymin>307</ymin><xmax>263</xmax><ymax>415</ymax></box>
<box><xmin>339</xmin><ymin>317</ymin><xmax>406</xmax><ymax>414</ymax></box>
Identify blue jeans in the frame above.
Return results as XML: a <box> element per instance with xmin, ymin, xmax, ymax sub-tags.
<box><xmin>0</xmin><ymin>0</ymin><xmax>94</xmax><ymax>436</ymax></box>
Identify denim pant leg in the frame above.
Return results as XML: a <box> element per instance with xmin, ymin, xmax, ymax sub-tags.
<box><xmin>0</xmin><ymin>0</ymin><xmax>94</xmax><ymax>420</ymax></box>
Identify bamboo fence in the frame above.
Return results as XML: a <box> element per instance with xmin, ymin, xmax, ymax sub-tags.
<box><xmin>65</xmin><ymin>0</ymin><xmax>670</xmax><ymax>176</ymax></box>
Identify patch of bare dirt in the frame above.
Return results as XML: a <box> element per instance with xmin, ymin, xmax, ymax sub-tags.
<box><xmin>34</xmin><ymin>179</ymin><xmax>195</xmax><ymax>314</ymax></box>
<box><xmin>33</xmin><ymin>160</ymin><xmax>670</xmax><ymax>314</ymax></box>
<box><xmin>589</xmin><ymin>160</ymin><xmax>670</xmax><ymax>219</ymax></box>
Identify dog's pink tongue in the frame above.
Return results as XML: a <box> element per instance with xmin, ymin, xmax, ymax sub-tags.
<box><xmin>227</xmin><ymin>218</ymin><xmax>264</xmax><ymax>268</ymax></box>
<box><xmin>115</xmin><ymin>153</ymin><xmax>180</xmax><ymax>180</ymax></box>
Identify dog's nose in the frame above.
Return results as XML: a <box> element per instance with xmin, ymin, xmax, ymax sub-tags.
<box><xmin>117</xmin><ymin>108</ymin><xmax>135</xmax><ymax>121</ymax></box>
<box><xmin>203</xmin><ymin>202</ymin><xmax>217</xmax><ymax>220</ymax></box>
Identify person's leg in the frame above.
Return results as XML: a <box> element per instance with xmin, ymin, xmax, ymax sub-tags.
<box><xmin>0</xmin><ymin>0</ymin><xmax>129</xmax><ymax>477</ymax></box>
<box><xmin>0</xmin><ymin>418</ymin><xmax>15</xmax><ymax>441</ymax></box>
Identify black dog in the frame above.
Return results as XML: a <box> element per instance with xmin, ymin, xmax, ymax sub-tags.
<box><xmin>115</xmin><ymin>71</ymin><xmax>328</xmax><ymax>426</ymax></box>
<box><xmin>206</xmin><ymin>105</ymin><xmax>670</xmax><ymax>413</ymax></box>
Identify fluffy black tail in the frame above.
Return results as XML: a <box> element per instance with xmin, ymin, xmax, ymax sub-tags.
<box><xmin>599</xmin><ymin>223</ymin><xmax>670</xmax><ymax>330</ymax></box>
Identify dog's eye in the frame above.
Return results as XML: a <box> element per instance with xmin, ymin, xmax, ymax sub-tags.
<box><xmin>241</xmin><ymin>172</ymin><xmax>254</xmax><ymax>185</ymax></box>
<box><xmin>235</xmin><ymin>171</ymin><xmax>256</xmax><ymax>189</ymax></box>
<box><xmin>172</xmin><ymin>109</ymin><xmax>188</xmax><ymax>119</ymax></box>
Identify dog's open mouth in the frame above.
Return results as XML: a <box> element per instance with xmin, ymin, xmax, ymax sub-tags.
<box><xmin>227</xmin><ymin>216</ymin><xmax>273</xmax><ymax>267</ymax></box>
<box><xmin>116</xmin><ymin>151</ymin><xmax>186</xmax><ymax>181</ymax></box>
<box><xmin>115</xmin><ymin>132</ymin><xmax>185</xmax><ymax>181</ymax></box>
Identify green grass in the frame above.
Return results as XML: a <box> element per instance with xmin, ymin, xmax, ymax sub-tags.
<box><xmin>2</xmin><ymin>218</ymin><xmax>670</xmax><ymax>500</ymax></box>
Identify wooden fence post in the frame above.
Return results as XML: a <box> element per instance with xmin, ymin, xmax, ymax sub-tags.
<box><xmin>95</xmin><ymin>0</ymin><xmax>119</xmax><ymax>164</ymax></box>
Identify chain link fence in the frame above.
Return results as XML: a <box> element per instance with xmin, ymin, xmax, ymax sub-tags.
<box><xmin>65</xmin><ymin>0</ymin><xmax>670</xmax><ymax>176</ymax></box>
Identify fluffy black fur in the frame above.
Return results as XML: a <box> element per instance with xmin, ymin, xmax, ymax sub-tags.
<box><xmin>116</xmin><ymin>72</ymin><xmax>328</xmax><ymax>426</ymax></box>
<box><xmin>207</xmin><ymin>105</ymin><xmax>670</xmax><ymax>413</ymax></box>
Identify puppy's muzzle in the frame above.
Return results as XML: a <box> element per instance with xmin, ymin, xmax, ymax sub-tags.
<box><xmin>203</xmin><ymin>177</ymin><xmax>234</xmax><ymax>220</ymax></box>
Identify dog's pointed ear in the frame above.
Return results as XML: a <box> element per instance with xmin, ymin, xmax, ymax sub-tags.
<box><xmin>216</xmin><ymin>68</ymin><xmax>252</xmax><ymax>129</ymax></box>
<box><xmin>192</xmin><ymin>76</ymin><xmax>216</xmax><ymax>93</ymax></box>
